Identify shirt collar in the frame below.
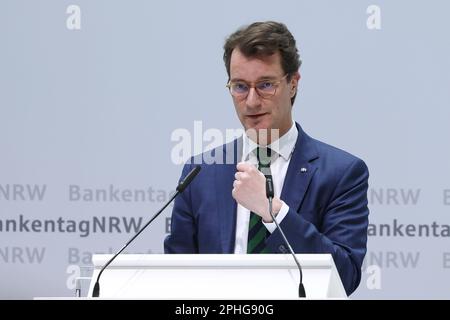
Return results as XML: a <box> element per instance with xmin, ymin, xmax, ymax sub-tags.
<box><xmin>242</xmin><ymin>122</ymin><xmax>298</xmax><ymax>162</ymax></box>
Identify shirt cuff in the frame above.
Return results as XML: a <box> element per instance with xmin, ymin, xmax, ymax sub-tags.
<box><xmin>263</xmin><ymin>201</ymin><xmax>289</xmax><ymax>233</ymax></box>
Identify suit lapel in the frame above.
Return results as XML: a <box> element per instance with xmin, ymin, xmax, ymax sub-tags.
<box><xmin>281</xmin><ymin>124</ymin><xmax>319</xmax><ymax>212</ymax></box>
<box><xmin>216</xmin><ymin>138</ymin><xmax>242</xmax><ymax>253</ymax></box>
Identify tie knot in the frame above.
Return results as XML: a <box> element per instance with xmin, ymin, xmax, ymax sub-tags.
<box><xmin>256</xmin><ymin>147</ymin><xmax>272</xmax><ymax>168</ymax></box>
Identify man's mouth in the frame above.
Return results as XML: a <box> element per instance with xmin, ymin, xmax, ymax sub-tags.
<box><xmin>246</xmin><ymin>113</ymin><xmax>268</xmax><ymax>118</ymax></box>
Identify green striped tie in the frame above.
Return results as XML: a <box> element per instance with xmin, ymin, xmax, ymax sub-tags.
<box><xmin>247</xmin><ymin>147</ymin><xmax>272</xmax><ymax>254</ymax></box>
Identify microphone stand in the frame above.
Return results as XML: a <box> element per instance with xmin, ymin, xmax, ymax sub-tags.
<box><xmin>92</xmin><ymin>191</ymin><xmax>179</xmax><ymax>297</ymax></box>
<box><xmin>266</xmin><ymin>176</ymin><xmax>306</xmax><ymax>298</ymax></box>
<box><xmin>92</xmin><ymin>165</ymin><xmax>201</xmax><ymax>297</ymax></box>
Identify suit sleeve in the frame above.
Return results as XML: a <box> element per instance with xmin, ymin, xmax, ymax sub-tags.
<box><xmin>164</xmin><ymin>163</ymin><xmax>199</xmax><ymax>253</ymax></box>
<box><xmin>266</xmin><ymin>158</ymin><xmax>369</xmax><ymax>296</ymax></box>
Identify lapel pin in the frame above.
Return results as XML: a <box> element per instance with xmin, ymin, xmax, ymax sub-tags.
<box><xmin>300</xmin><ymin>167</ymin><xmax>307</xmax><ymax>173</ymax></box>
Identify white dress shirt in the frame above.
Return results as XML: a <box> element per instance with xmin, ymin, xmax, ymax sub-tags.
<box><xmin>234</xmin><ymin>122</ymin><xmax>298</xmax><ymax>254</ymax></box>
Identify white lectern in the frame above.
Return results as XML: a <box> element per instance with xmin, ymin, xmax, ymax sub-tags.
<box><xmin>88</xmin><ymin>254</ymin><xmax>346</xmax><ymax>299</ymax></box>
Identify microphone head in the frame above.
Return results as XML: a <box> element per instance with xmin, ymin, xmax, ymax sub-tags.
<box><xmin>176</xmin><ymin>165</ymin><xmax>201</xmax><ymax>193</ymax></box>
<box><xmin>265</xmin><ymin>175</ymin><xmax>274</xmax><ymax>198</ymax></box>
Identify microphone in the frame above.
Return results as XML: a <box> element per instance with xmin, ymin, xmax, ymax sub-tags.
<box><xmin>92</xmin><ymin>165</ymin><xmax>201</xmax><ymax>298</ymax></box>
<box><xmin>265</xmin><ymin>175</ymin><xmax>306</xmax><ymax>298</ymax></box>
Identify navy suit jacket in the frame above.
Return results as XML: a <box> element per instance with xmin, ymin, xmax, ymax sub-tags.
<box><xmin>164</xmin><ymin>123</ymin><xmax>369</xmax><ymax>295</ymax></box>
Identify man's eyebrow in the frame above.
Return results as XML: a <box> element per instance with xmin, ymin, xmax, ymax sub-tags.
<box><xmin>257</xmin><ymin>76</ymin><xmax>278</xmax><ymax>81</ymax></box>
<box><xmin>229</xmin><ymin>77</ymin><xmax>246</xmax><ymax>82</ymax></box>
<box><xmin>230</xmin><ymin>76</ymin><xmax>278</xmax><ymax>82</ymax></box>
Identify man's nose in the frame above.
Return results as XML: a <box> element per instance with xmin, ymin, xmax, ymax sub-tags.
<box><xmin>245</xmin><ymin>87</ymin><xmax>261</xmax><ymax>109</ymax></box>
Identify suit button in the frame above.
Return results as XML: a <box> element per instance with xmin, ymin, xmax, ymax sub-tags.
<box><xmin>279</xmin><ymin>245</ymin><xmax>286</xmax><ymax>253</ymax></box>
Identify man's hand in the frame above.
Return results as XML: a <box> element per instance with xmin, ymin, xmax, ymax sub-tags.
<box><xmin>232</xmin><ymin>162</ymin><xmax>282</xmax><ymax>222</ymax></box>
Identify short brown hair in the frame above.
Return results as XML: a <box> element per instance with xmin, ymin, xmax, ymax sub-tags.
<box><xmin>223</xmin><ymin>21</ymin><xmax>302</xmax><ymax>105</ymax></box>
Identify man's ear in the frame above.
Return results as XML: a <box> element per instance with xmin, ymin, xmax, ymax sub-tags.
<box><xmin>290</xmin><ymin>72</ymin><xmax>301</xmax><ymax>96</ymax></box>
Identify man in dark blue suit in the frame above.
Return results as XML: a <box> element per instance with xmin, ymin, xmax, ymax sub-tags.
<box><xmin>164</xmin><ymin>21</ymin><xmax>369</xmax><ymax>296</ymax></box>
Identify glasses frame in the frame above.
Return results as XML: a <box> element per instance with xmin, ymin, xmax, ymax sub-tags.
<box><xmin>226</xmin><ymin>74</ymin><xmax>289</xmax><ymax>100</ymax></box>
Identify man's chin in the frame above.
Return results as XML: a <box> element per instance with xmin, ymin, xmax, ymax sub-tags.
<box><xmin>243</xmin><ymin>117</ymin><xmax>270</xmax><ymax>130</ymax></box>
<box><xmin>244</xmin><ymin>124</ymin><xmax>271</xmax><ymax>133</ymax></box>
<box><xmin>243</xmin><ymin>123</ymin><xmax>277</xmax><ymax>144</ymax></box>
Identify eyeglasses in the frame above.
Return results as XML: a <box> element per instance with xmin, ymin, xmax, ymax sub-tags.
<box><xmin>226</xmin><ymin>74</ymin><xmax>289</xmax><ymax>100</ymax></box>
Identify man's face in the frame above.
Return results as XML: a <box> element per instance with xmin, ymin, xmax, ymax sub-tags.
<box><xmin>229</xmin><ymin>48</ymin><xmax>300</xmax><ymax>143</ymax></box>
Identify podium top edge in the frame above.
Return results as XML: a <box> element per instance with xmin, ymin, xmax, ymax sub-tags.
<box><xmin>91</xmin><ymin>253</ymin><xmax>334</xmax><ymax>268</ymax></box>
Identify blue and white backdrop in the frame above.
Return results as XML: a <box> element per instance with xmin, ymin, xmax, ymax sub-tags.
<box><xmin>1</xmin><ymin>0</ymin><xmax>449</xmax><ymax>299</ymax></box>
